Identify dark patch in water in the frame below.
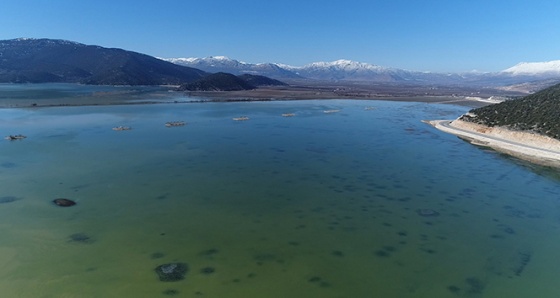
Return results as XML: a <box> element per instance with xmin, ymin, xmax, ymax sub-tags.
<box><xmin>0</xmin><ymin>162</ymin><xmax>16</xmax><ymax>168</ymax></box>
<box><xmin>199</xmin><ymin>249</ymin><xmax>219</xmax><ymax>257</ymax></box>
<box><xmin>0</xmin><ymin>196</ymin><xmax>20</xmax><ymax>204</ymax></box>
<box><xmin>374</xmin><ymin>250</ymin><xmax>390</xmax><ymax>257</ymax></box>
<box><xmin>465</xmin><ymin>277</ymin><xmax>485</xmax><ymax>294</ymax></box>
<box><xmin>308</xmin><ymin>276</ymin><xmax>321</xmax><ymax>283</ymax></box>
<box><xmin>68</xmin><ymin>233</ymin><xmax>94</xmax><ymax>244</ymax></box>
<box><xmin>422</xmin><ymin>248</ymin><xmax>436</xmax><ymax>254</ymax></box>
<box><xmin>331</xmin><ymin>250</ymin><xmax>344</xmax><ymax>257</ymax></box>
<box><xmin>151</xmin><ymin>252</ymin><xmax>165</xmax><ymax>259</ymax></box>
<box><xmin>200</xmin><ymin>267</ymin><xmax>216</xmax><ymax>274</ymax></box>
<box><xmin>447</xmin><ymin>285</ymin><xmax>461</xmax><ymax>294</ymax></box>
<box><xmin>156</xmin><ymin>193</ymin><xmax>170</xmax><ymax>200</ymax></box>
<box><xmin>383</xmin><ymin>246</ymin><xmax>396</xmax><ymax>252</ymax></box>
<box><xmin>162</xmin><ymin>289</ymin><xmax>179</xmax><ymax>296</ymax></box>
<box><xmin>417</xmin><ymin>209</ymin><xmax>439</xmax><ymax>217</ymax></box>
<box><xmin>307</xmin><ymin>276</ymin><xmax>331</xmax><ymax>288</ymax></box>
<box><xmin>502</xmin><ymin>226</ymin><xmax>516</xmax><ymax>234</ymax></box>
<box><xmin>514</xmin><ymin>252</ymin><xmax>531</xmax><ymax>276</ymax></box>
<box><xmin>503</xmin><ymin>205</ymin><xmax>542</xmax><ymax>219</ymax></box>
<box><xmin>254</xmin><ymin>253</ymin><xmax>278</xmax><ymax>264</ymax></box>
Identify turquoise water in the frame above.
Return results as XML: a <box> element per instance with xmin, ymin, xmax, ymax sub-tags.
<box><xmin>0</xmin><ymin>98</ymin><xmax>559</xmax><ymax>297</ymax></box>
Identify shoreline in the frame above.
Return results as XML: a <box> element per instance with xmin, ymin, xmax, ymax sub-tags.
<box><xmin>428</xmin><ymin>119</ymin><xmax>560</xmax><ymax>168</ymax></box>
<box><xmin>0</xmin><ymin>90</ymin><xmax>491</xmax><ymax>109</ymax></box>
<box><xmin>0</xmin><ymin>82</ymin><xmax>517</xmax><ymax>109</ymax></box>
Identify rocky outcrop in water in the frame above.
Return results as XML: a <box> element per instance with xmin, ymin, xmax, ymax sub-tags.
<box><xmin>155</xmin><ymin>263</ymin><xmax>188</xmax><ymax>282</ymax></box>
<box><xmin>53</xmin><ymin>198</ymin><xmax>76</xmax><ymax>207</ymax></box>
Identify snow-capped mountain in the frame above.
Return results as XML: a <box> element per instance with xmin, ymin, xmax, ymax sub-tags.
<box><xmin>161</xmin><ymin>56</ymin><xmax>455</xmax><ymax>83</ymax></box>
<box><xmin>161</xmin><ymin>56</ymin><xmax>560</xmax><ymax>87</ymax></box>
<box><xmin>501</xmin><ymin>60</ymin><xmax>560</xmax><ymax>76</ymax></box>
<box><xmin>291</xmin><ymin>59</ymin><xmax>400</xmax><ymax>81</ymax></box>
<box><xmin>291</xmin><ymin>59</ymin><xmax>473</xmax><ymax>83</ymax></box>
<box><xmin>159</xmin><ymin>56</ymin><xmax>302</xmax><ymax>79</ymax></box>
<box><xmin>309</xmin><ymin>59</ymin><xmax>387</xmax><ymax>70</ymax></box>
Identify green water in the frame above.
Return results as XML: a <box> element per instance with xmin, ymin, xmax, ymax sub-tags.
<box><xmin>0</xmin><ymin>98</ymin><xmax>559</xmax><ymax>297</ymax></box>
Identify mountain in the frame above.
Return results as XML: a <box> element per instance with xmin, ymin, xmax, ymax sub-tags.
<box><xmin>460</xmin><ymin>82</ymin><xmax>560</xmax><ymax>139</ymax></box>
<box><xmin>164</xmin><ymin>56</ymin><xmax>560</xmax><ymax>88</ymax></box>
<box><xmin>237</xmin><ymin>74</ymin><xmax>287</xmax><ymax>86</ymax></box>
<box><xmin>163</xmin><ymin>56</ymin><xmax>451</xmax><ymax>83</ymax></box>
<box><xmin>162</xmin><ymin>56</ymin><xmax>301</xmax><ymax>79</ymax></box>
<box><xmin>0</xmin><ymin>38</ymin><xmax>206</xmax><ymax>85</ymax></box>
<box><xmin>178</xmin><ymin>72</ymin><xmax>256</xmax><ymax>91</ymax></box>
<box><xmin>286</xmin><ymin>59</ymin><xmax>403</xmax><ymax>81</ymax></box>
<box><xmin>501</xmin><ymin>60</ymin><xmax>560</xmax><ymax>76</ymax></box>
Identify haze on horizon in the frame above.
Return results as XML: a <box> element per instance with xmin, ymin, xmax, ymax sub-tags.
<box><xmin>1</xmin><ymin>0</ymin><xmax>559</xmax><ymax>73</ymax></box>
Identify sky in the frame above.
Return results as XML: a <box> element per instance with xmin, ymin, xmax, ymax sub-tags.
<box><xmin>1</xmin><ymin>0</ymin><xmax>559</xmax><ymax>72</ymax></box>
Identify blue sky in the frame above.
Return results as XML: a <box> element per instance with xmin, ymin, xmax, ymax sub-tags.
<box><xmin>1</xmin><ymin>0</ymin><xmax>559</xmax><ymax>72</ymax></box>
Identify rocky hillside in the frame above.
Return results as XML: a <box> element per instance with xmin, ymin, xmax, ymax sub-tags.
<box><xmin>460</xmin><ymin>82</ymin><xmax>560</xmax><ymax>139</ymax></box>
<box><xmin>0</xmin><ymin>38</ymin><xmax>206</xmax><ymax>85</ymax></box>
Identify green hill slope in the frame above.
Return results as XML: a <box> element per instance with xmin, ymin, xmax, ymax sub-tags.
<box><xmin>460</xmin><ymin>83</ymin><xmax>560</xmax><ymax>139</ymax></box>
<box><xmin>178</xmin><ymin>72</ymin><xmax>256</xmax><ymax>91</ymax></box>
<box><xmin>237</xmin><ymin>74</ymin><xmax>287</xmax><ymax>86</ymax></box>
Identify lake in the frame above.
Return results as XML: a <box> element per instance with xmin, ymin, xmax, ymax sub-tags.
<box><xmin>1</xmin><ymin>89</ymin><xmax>559</xmax><ymax>297</ymax></box>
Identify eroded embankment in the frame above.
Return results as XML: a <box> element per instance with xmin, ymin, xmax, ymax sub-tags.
<box><xmin>429</xmin><ymin>119</ymin><xmax>560</xmax><ymax>168</ymax></box>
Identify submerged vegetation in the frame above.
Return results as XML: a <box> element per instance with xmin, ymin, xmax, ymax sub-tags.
<box><xmin>461</xmin><ymin>83</ymin><xmax>560</xmax><ymax>139</ymax></box>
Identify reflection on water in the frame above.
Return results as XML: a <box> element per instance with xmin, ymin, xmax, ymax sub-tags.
<box><xmin>0</xmin><ymin>99</ymin><xmax>560</xmax><ymax>297</ymax></box>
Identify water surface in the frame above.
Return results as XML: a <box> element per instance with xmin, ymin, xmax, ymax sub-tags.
<box><xmin>0</xmin><ymin>99</ymin><xmax>559</xmax><ymax>297</ymax></box>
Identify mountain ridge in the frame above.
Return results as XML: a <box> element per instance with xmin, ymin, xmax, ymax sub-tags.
<box><xmin>0</xmin><ymin>38</ymin><xmax>207</xmax><ymax>85</ymax></box>
<box><xmin>161</xmin><ymin>56</ymin><xmax>560</xmax><ymax>87</ymax></box>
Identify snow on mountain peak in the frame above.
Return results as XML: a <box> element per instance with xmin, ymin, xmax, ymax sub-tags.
<box><xmin>160</xmin><ymin>56</ymin><xmax>250</xmax><ymax>65</ymax></box>
<box><xmin>502</xmin><ymin>60</ymin><xmax>560</xmax><ymax>75</ymax></box>
<box><xmin>209</xmin><ymin>55</ymin><xmax>231</xmax><ymax>61</ymax></box>
<box><xmin>304</xmin><ymin>59</ymin><xmax>388</xmax><ymax>72</ymax></box>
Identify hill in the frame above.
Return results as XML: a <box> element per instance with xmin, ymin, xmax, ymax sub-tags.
<box><xmin>0</xmin><ymin>38</ymin><xmax>206</xmax><ymax>85</ymax></box>
<box><xmin>178</xmin><ymin>72</ymin><xmax>256</xmax><ymax>91</ymax></box>
<box><xmin>460</xmin><ymin>82</ymin><xmax>560</xmax><ymax>139</ymax></box>
<box><xmin>237</xmin><ymin>74</ymin><xmax>287</xmax><ymax>86</ymax></box>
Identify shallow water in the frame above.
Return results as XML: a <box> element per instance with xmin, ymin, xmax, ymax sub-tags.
<box><xmin>0</xmin><ymin>99</ymin><xmax>559</xmax><ymax>297</ymax></box>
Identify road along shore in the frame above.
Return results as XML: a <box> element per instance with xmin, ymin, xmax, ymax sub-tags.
<box><xmin>427</xmin><ymin>119</ymin><xmax>560</xmax><ymax>168</ymax></box>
